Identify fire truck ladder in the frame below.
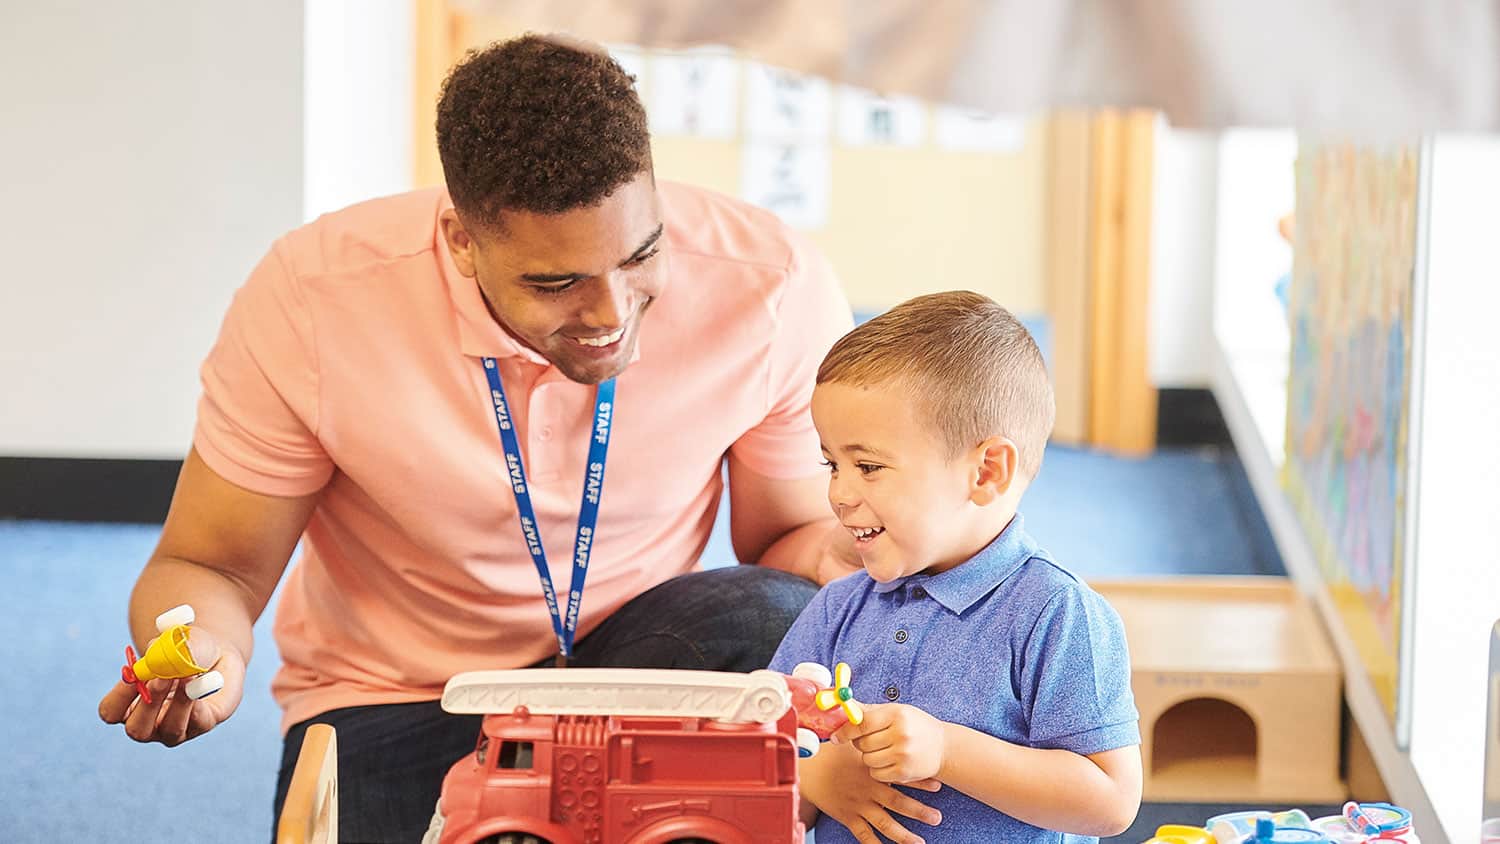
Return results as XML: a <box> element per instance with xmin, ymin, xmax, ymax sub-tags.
<box><xmin>440</xmin><ymin>668</ymin><xmax>792</xmax><ymax>725</ymax></box>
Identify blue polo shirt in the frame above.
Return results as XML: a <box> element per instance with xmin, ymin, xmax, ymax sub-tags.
<box><xmin>770</xmin><ymin>515</ymin><xmax>1139</xmax><ymax>844</ymax></box>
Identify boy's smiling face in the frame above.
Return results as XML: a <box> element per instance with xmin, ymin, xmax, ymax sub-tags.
<box><xmin>812</xmin><ymin>379</ymin><xmax>989</xmax><ymax>582</ymax></box>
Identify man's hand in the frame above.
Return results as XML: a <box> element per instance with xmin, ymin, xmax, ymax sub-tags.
<box><xmin>800</xmin><ymin>740</ymin><xmax>942</xmax><ymax>844</ymax></box>
<box><xmin>99</xmin><ymin>629</ymin><xmax>246</xmax><ymax>747</ymax></box>
<box><xmin>836</xmin><ymin>702</ymin><xmax>949</xmax><ymax>784</ymax></box>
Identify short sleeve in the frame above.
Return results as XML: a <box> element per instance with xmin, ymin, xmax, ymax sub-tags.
<box><xmin>1018</xmin><ymin>585</ymin><xmax>1140</xmax><ymax>755</ymax></box>
<box><xmin>729</xmin><ymin>231</ymin><xmax>854</xmax><ymax>479</ymax></box>
<box><xmin>192</xmin><ymin>240</ymin><xmax>334</xmax><ymax>496</ymax></box>
<box><xmin>768</xmin><ymin>585</ymin><xmax>835</xmax><ymax>673</ymax></box>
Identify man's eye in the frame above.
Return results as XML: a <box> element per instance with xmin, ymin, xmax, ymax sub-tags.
<box><xmin>533</xmin><ymin>282</ymin><xmax>575</xmax><ymax>295</ymax></box>
<box><xmin>628</xmin><ymin>248</ymin><xmax>660</xmax><ymax>266</ymax></box>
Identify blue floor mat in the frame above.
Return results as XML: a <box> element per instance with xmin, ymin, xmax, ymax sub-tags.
<box><xmin>0</xmin><ymin>444</ymin><xmax>1279</xmax><ymax>842</ymax></box>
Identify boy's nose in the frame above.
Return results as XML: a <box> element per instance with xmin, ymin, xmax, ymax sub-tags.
<box><xmin>828</xmin><ymin>479</ymin><xmax>859</xmax><ymax>511</ymax></box>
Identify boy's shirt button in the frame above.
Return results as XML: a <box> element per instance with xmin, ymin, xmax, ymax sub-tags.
<box><xmin>884</xmin><ymin>685</ymin><xmax>900</xmax><ymax>701</ymax></box>
<box><xmin>910</xmin><ymin>586</ymin><xmax>927</xmax><ymax>599</ymax></box>
<box><xmin>893</xmin><ymin>629</ymin><xmax>908</xmax><ymax>643</ymax></box>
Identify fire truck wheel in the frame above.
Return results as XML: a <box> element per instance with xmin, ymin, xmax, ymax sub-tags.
<box><xmin>478</xmin><ymin>835</ymin><xmax>547</xmax><ymax>844</ymax></box>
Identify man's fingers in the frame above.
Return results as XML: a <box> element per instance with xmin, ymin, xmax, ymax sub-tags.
<box><xmin>845</xmin><ymin>817</ymin><xmax>882</xmax><ymax>844</ymax></box>
<box><xmin>155</xmin><ymin>686</ymin><xmax>197</xmax><ymax>747</ymax></box>
<box><xmin>880</xmin><ymin>787</ymin><xmax>943</xmax><ymax>826</ymax></box>
<box><xmin>122</xmin><ymin>679</ymin><xmax>173</xmax><ymax>742</ymax></box>
<box><xmin>98</xmin><ymin>680</ymin><xmax>141</xmax><ymax>724</ymax></box>
<box><xmin>185</xmin><ymin>628</ymin><xmax>221</xmax><ymax>671</ymax></box>
<box><xmin>865</xmin><ymin>809</ymin><xmax>925</xmax><ymax>844</ymax></box>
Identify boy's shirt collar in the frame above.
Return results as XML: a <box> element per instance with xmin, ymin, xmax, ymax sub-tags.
<box><xmin>870</xmin><ymin>514</ymin><xmax>1039</xmax><ymax>615</ymax></box>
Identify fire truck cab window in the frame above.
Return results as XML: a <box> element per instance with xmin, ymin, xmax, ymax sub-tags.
<box><xmin>498</xmin><ymin>740</ymin><xmax>534</xmax><ymax>769</ymax></box>
<box><xmin>475</xmin><ymin>735</ymin><xmax>489</xmax><ymax>766</ymax></box>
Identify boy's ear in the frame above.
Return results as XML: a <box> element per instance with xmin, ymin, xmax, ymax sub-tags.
<box><xmin>970</xmin><ymin>436</ymin><xmax>1020</xmax><ymax>506</ymax></box>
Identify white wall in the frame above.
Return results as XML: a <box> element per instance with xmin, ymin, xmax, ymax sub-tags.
<box><xmin>303</xmin><ymin>0</ymin><xmax>414</xmax><ymax>221</ymax></box>
<box><xmin>1211</xmin><ymin>129</ymin><xmax>1298</xmax><ymax>462</ymax></box>
<box><xmin>1409</xmin><ymin>134</ymin><xmax>1500</xmax><ymax>842</ymax></box>
<box><xmin>0</xmin><ymin>3</ymin><xmax>304</xmax><ymax>459</ymax></box>
<box><xmin>1149</xmin><ymin>125</ymin><xmax>1220</xmax><ymax>389</ymax></box>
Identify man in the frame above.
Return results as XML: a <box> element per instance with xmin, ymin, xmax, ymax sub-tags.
<box><xmin>98</xmin><ymin>34</ymin><xmax>857</xmax><ymax>841</ymax></box>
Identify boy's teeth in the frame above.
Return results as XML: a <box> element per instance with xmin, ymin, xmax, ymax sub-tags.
<box><xmin>851</xmin><ymin>527</ymin><xmax>884</xmax><ymax>540</ymax></box>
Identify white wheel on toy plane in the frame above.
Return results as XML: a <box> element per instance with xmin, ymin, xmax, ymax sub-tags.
<box><xmin>184</xmin><ymin>670</ymin><xmax>225</xmax><ymax>700</ymax></box>
<box><xmin>154</xmin><ymin>604</ymin><xmax>196</xmax><ymax>633</ymax></box>
<box><xmin>795</xmin><ymin>727</ymin><xmax>821</xmax><ymax>758</ymax></box>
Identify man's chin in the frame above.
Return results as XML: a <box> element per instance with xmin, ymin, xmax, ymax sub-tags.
<box><xmin>554</xmin><ymin>346</ymin><xmax>632</xmax><ymax>384</ymax></box>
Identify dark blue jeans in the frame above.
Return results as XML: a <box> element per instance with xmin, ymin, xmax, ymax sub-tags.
<box><xmin>271</xmin><ymin>565</ymin><xmax>816</xmax><ymax>843</ymax></box>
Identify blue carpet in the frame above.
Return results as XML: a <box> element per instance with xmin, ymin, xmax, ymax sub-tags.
<box><xmin>0</xmin><ymin>445</ymin><xmax>1278</xmax><ymax>842</ymax></box>
<box><xmin>0</xmin><ymin>522</ymin><xmax>285</xmax><ymax>844</ymax></box>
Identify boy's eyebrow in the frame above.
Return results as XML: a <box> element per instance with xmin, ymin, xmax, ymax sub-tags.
<box><xmin>843</xmin><ymin>443</ymin><xmax>893</xmax><ymax>460</ymax></box>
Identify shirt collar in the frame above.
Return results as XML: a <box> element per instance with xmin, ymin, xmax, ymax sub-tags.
<box><xmin>870</xmin><ymin>514</ymin><xmax>1039</xmax><ymax>615</ymax></box>
<box><xmin>434</xmin><ymin>196</ymin><xmax>642</xmax><ymax>369</ymax></box>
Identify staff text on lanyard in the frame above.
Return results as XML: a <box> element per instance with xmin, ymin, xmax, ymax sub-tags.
<box><xmin>482</xmin><ymin>357</ymin><xmax>614</xmax><ymax>667</ymax></box>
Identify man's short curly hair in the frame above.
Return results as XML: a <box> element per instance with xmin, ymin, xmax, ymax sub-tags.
<box><xmin>436</xmin><ymin>34</ymin><xmax>651</xmax><ymax>227</ymax></box>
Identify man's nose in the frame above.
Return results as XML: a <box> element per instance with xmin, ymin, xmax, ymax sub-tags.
<box><xmin>582</xmin><ymin>275</ymin><xmax>632</xmax><ymax>329</ymax></box>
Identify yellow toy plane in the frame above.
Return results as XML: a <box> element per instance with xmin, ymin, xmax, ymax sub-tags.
<box><xmin>120</xmin><ymin>604</ymin><xmax>224</xmax><ymax>703</ymax></box>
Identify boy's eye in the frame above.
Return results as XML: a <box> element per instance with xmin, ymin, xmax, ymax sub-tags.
<box><xmin>819</xmin><ymin>459</ymin><xmax>837</xmax><ymax>473</ymax></box>
<box><xmin>855</xmin><ymin>463</ymin><xmax>883</xmax><ymax>476</ymax></box>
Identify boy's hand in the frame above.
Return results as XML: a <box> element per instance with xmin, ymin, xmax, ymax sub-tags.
<box><xmin>835</xmin><ymin>702</ymin><xmax>948</xmax><ymax>783</ymax></box>
<box><xmin>801</xmin><ymin>741</ymin><xmax>943</xmax><ymax>844</ymax></box>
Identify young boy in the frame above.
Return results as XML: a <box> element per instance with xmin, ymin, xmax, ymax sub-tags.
<box><xmin>770</xmin><ymin>291</ymin><xmax>1142</xmax><ymax>844</ymax></box>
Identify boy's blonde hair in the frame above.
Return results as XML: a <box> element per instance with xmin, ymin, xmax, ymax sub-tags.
<box><xmin>817</xmin><ymin>291</ymin><xmax>1055</xmax><ymax>478</ymax></box>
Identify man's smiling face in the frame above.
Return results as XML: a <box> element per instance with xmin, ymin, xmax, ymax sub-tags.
<box><xmin>444</xmin><ymin>171</ymin><xmax>667</xmax><ymax>384</ymax></box>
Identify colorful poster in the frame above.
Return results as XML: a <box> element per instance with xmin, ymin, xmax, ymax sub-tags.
<box><xmin>1284</xmin><ymin>143</ymin><xmax>1420</xmax><ymax>721</ymax></box>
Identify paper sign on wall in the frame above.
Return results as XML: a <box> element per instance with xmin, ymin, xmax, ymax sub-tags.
<box><xmin>745</xmin><ymin>63</ymin><xmax>831</xmax><ymax>141</ymax></box>
<box><xmin>837</xmin><ymin>86</ymin><xmax>926</xmax><ymax>147</ymax></box>
<box><xmin>741</xmin><ymin>140</ymin><xmax>830</xmax><ymax>230</ymax></box>
<box><xmin>648</xmin><ymin>47</ymin><xmax>738</xmax><ymax>138</ymax></box>
<box><xmin>934</xmin><ymin>106</ymin><xmax>1026</xmax><ymax>152</ymax></box>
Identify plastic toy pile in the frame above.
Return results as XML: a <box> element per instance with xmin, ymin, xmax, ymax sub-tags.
<box><xmin>1142</xmin><ymin>802</ymin><xmax>1418</xmax><ymax>843</ymax></box>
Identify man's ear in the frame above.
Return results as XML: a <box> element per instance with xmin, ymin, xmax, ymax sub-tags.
<box><xmin>439</xmin><ymin>208</ymin><xmax>478</xmax><ymax>278</ymax></box>
<box><xmin>970</xmin><ymin>436</ymin><xmax>1020</xmax><ymax>506</ymax></box>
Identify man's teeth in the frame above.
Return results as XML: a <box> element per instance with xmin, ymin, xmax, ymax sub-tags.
<box><xmin>575</xmin><ymin>326</ymin><xmax>626</xmax><ymax>347</ymax></box>
<box><xmin>851</xmin><ymin>527</ymin><xmax>884</xmax><ymax>540</ymax></box>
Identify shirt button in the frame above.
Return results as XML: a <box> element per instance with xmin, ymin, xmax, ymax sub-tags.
<box><xmin>910</xmin><ymin>586</ymin><xmax>927</xmax><ymax>599</ymax></box>
<box><xmin>884</xmin><ymin>685</ymin><xmax>900</xmax><ymax>701</ymax></box>
<box><xmin>894</xmin><ymin>629</ymin><xmax>908</xmax><ymax>643</ymax></box>
<box><xmin>538</xmin><ymin>427</ymin><xmax>553</xmax><ymax>441</ymax></box>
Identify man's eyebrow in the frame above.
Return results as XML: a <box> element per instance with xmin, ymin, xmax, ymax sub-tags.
<box><xmin>520</xmin><ymin>270</ymin><xmax>588</xmax><ymax>284</ymax></box>
<box><xmin>623</xmin><ymin>225</ymin><xmax>665</xmax><ymax>264</ymax></box>
<box><xmin>518</xmin><ymin>224</ymin><xmax>664</xmax><ymax>284</ymax></box>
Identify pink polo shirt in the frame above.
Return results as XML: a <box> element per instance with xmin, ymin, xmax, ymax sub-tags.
<box><xmin>192</xmin><ymin>182</ymin><xmax>852</xmax><ymax>731</ymax></box>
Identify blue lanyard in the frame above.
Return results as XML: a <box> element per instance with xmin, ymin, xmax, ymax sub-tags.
<box><xmin>482</xmin><ymin>357</ymin><xmax>615</xmax><ymax>664</ymax></box>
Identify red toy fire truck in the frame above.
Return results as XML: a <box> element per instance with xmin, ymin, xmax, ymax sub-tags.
<box><xmin>421</xmin><ymin>666</ymin><xmax>859</xmax><ymax>844</ymax></box>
